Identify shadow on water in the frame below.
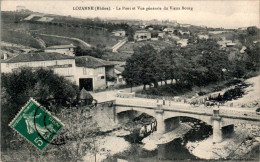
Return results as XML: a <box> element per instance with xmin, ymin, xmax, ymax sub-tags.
<box><xmin>106</xmin><ymin>117</ymin><xmax>213</xmax><ymax>162</ymax></box>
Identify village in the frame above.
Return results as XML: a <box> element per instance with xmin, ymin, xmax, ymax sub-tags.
<box><xmin>1</xmin><ymin>6</ymin><xmax>247</xmax><ymax>92</ymax></box>
<box><xmin>1</xmin><ymin>4</ymin><xmax>260</xmax><ymax>162</ymax></box>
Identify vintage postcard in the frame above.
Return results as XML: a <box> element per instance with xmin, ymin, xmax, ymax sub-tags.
<box><xmin>1</xmin><ymin>0</ymin><xmax>260</xmax><ymax>161</ymax></box>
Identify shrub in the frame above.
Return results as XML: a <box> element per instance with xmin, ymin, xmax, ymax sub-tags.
<box><xmin>1</xmin><ymin>68</ymin><xmax>79</xmax><ymax>149</ymax></box>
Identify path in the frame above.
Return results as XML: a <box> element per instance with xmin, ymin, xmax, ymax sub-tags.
<box><xmin>112</xmin><ymin>38</ymin><xmax>127</xmax><ymax>53</ymax></box>
<box><xmin>37</xmin><ymin>33</ymin><xmax>92</xmax><ymax>48</ymax></box>
<box><xmin>91</xmin><ymin>80</ymin><xmax>172</xmax><ymax>103</ymax></box>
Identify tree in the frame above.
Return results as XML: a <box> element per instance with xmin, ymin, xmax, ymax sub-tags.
<box><xmin>74</xmin><ymin>46</ymin><xmax>105</xmax><ymax>58</ymax></box>
<box><xmin>244</xmin><ymin>42</ymin><xmax>260</xmax><ymax>71</ymax></box>
<box><xmin>123</xmin><ymin>44</ymin><xmax>160</xmax><ymax>90</ymax></box>
<box><xmin>1</xmin><ymin>68</ymin><xmax>79</xmax><ymax>149</ymax></box>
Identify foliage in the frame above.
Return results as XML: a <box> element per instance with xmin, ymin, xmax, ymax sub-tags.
<box><xmin>123</xmin><ymin>45</ymin><xmax>160</xmax><ymax>89</ymax></box>
<box><xmin>1</xmin><ymin>68</ymin><xmax>79</xmax><ymax>150</ymax></box>
<box><xmin>1</xmin><ymin>105</ymin><xmax>100</xmax><ymax>161</ymax></box>
<box><xmin>123</xmin><ymin>39</ymin><xmax>231</xmax><ymax>92</ymax></box>
<box><xmin>74</xmin><ymin>46</ymin><xmax>106</xmax><ymax>58</ymax></box>
<box><xmin>244</xmin><ymin>42</ymin><xmax>260</xmax><ymax>71</ymax></box>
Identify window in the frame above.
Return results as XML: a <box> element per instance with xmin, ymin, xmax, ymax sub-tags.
<box><xmin>101</xmin><ymin>76</ymin><xmax>105</xmax><ymax>79</ymax></box>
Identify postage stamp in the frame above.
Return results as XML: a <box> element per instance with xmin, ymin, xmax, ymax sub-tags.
<box><xmin>9</xmin><ymin>98</ymin><xmax>64</xmax><ymax>151</ymax></box>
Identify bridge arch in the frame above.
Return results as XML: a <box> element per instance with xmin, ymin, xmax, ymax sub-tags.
<box><xmin>163</xmin><ymin>112</ymin><xmax>213</xmax><ymax>126</ymax></box>
<box><xmin>116</xmin><ymin>106</ymin><xmax>157</xmax><ymax>119</ymax></box>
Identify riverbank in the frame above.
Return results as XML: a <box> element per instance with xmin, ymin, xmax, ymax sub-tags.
<box><xmin>142</xmin><ymin>123</ymin><xmax>192</xmax><ymax>151</ymax></box>
<box><xmin>186</xmin><ymin>124</ymin><xmax>260</xmax><ymax>160</ymax></box>
<box><xmin>83</xmin><ymin>136</ymin><xmax>130</xmax><ymax>162</ymax></box>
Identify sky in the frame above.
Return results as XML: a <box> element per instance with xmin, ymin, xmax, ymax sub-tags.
<box><xmin>1</xmin><ymin>0</ymin><xmax>259</xmax><ymax>29</ymax></box>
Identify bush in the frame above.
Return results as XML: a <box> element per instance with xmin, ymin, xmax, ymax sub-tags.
<box><xmin>222</xmin><ymin>86</ymin><xmax>245</xmax><ymax>101</ymax></box>
<box><xmin>1</xmin><ymin>68</ymin><xmax>79</xmax><ymax>149</ymax></box>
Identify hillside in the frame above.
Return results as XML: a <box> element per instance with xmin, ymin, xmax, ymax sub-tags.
<box><xmin>1</xmin><ymin>11</ymin><xmax>121</xmax><ymax>48</ymax></box>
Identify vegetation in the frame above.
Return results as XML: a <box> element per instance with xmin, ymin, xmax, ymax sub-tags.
<box><xmin>2</xmin><ymin>11</ymin><xmax>124</xmax><ymax>48</ymax></box>
<box><xmin>1</xmin><ymin>104</ymin><xmax>100</xmax><ymax>162</ymax></box>
<box><xmin>1</xmin><ymin>68</ymin><xmax>79</xmax><ymax>151</ymax></box>
<box><xmin>74</xmin><ymin>45</ymin><xmax>107</xmax><ymax>58</ymax></box>
<box><xmin>123</xmin><ymin>31</ymin><xmax>260</xmax><ymax>95</ymax></box>
<box><xmin>2</xmin><ymin>30</ymin><xmax>42</xmax><ymax>49</ymax></box>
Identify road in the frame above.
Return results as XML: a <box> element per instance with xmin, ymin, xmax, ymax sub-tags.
<box><xmin>91</xmin><ymin>80</ymin><xmax>172</xmax><ymax>103</ymax></box>
<box><xmin>37</xmin><ymin>33</ymin><xmax>92</xmax><ymax>48</ymax></box>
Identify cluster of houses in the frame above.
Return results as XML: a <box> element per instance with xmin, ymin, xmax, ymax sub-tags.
<box><xmin>1</xmin><ymin>45</ymin><xmax>125</xmax><ymax>91</ymax></box>
<box><xmin>112</xmin><ymin>27</ymin><xmax>191</xmax><ymax>42</ymax></box>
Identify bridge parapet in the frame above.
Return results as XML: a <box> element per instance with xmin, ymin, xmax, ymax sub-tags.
<box><xmin>115</xmin><ymin>98</ymin><xmax>214</xmax><ymax>118</ymax></box>
<box><xmin>115</xmin><ymin>98</ymin><xmax>260</xmax><ymax>121</ymax></box>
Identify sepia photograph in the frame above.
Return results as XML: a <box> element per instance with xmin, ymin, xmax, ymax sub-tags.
<box><xmin>1</xmin><ymin>0</ymin><xmax>260</xmax><ymax>161</ymax></box>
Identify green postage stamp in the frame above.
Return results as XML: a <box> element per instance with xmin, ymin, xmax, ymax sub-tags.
<box><xmin>9</xmin><ymin>98</ymin><xmax>64</xmax><ymax>151</ymax></box>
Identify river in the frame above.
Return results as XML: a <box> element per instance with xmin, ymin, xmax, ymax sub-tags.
<box><xmin>104</xmin><ymin>117</ymin><xmax>213</xmax><ymax>162</ymax></box>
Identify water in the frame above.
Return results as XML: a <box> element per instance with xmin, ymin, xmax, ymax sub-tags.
<box><xmin>106</xmin><ymin>117</ymin><xmax>213</xmax><ymax>162</ymax></box>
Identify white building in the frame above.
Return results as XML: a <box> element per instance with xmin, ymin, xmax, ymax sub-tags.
<box><xmin>1</xmin><ymin>52</ymin><xmax>76</xmax><ymax>82</ymax></box>
<box><xmin>75</xmin><ymin>56</ymin><xmax>115</xmax><ymax>91</ymax></box>
<box><xmin>198</xmin><ymin>34</ymin><xmax>209</xmax><ymax>39</ymax></box>
<box><xmin>134</xmin><ymin>30</ymin><xmax>151</xmax><ymax>41</ymax></box>
<box><xmin>180</xmin><ymin>24</ymin><xmax>192</xmax><ymax>28</ymax></box>
<box><xmin>16</xmin><ymin>6</ymin><xmax>26</xmax><ymax>12</ymax></box>
<box><xmin>45</xmin><ymin>45</ymin><xmax>76</xmax><ymax>56</ymax></box>
<box><xmin>1</xmin><ymin>53</ymin><xmax>116</xmax><ymax>91</ymax></box>
<box><xmin>112</xmin><ymin>30</ymin><xmax>126</xmax><ymax>37</ymax></box>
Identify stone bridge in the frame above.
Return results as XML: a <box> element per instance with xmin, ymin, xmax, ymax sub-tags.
<box><xmin>113</xmin><ymin>98</ymin><xmax>260</xmax><ymax>143</ymax></box>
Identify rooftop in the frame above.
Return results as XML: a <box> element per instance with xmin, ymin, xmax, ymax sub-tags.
<box><xmin>2</xmin><ymin>52</ymin><xmax>74</xmax><ymax>63</ymax></box>
<box><xmin>75</xmin><ymin>56</ymin><xmax>115</xmax><ymax>68</ymax></box>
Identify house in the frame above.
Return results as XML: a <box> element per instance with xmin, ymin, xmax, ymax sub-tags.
<box><xmin>150</xmin><ymin>30</ymin><xmax>164</xmax><ymax>39</ymax></box>
<box><xmin>163</xmin><ymin>28</ymin><xmax>174</xmax><ymax>34</ymax></box>
<box><xmin>1</xmin><ymin>53</ymin><xmax>117</xmax><ymax>91</ymax></box>
<box><xmin>1</xmin><ymin>52</ymin><xmax>76</xmax><ymax>82</ymax></box>
<box><xmin>178</xmin><ymin>30</ymin><xmax>191</xmax><ymax>37</ymax></box>
<box><xmin>198</xmin><ymin>34</ymin><xmax>209</xmax><ymax>39</ymax></box>
<box><xmin>226</xmin><ymin>42</ymin><xmax>236</xmax><ymax>47</ymax></box>
<box><xmin>45</xmin><ymin>45</ymin><xmax>76</xmax><ymax>56</ymax></box>
<box><xmin>158</xmin><ymin>31</ymin><xmax>165</xmax><ymax>38</ymax></box>
<box><xmin>200</xmin><ymin>25</ymin><xmax>207</xmax><ymax>28</ymax></box>
<box><xmin>75</xmin><ymin>56</ymin><xmax>115</xmax><ymax>91</ymax></box>
<box><xmin>112</xmin><ymin>30</ymin><xmax>126</xmax><ymax>37</ymax></box>
<box><xmin>177</xmin><ymin>39</ymin><xmax>188</xmax><ymax>47</ymax></box>
<box><xmin>180</xmin><ymin>24</ymin><xmax>191</xmax><ymax>28</ymax></box>
<box><xmin>238</xmin><ymin>27</ymin><xmax>247</xmax><ymax>30</ymax></box>
<box><xmin>37</xmin><ymin>17</ymin><xmax>54</xmax><ymax>22</ymax></box>
<box><xmin>134</xmin><ymin>30</ymin><xmax>151</xmax><ymax>41</ymax></box>
<box><xmin>16</xmin><ymin>6</ymin><xmax>26</xmax><ymax>12</ymax></box>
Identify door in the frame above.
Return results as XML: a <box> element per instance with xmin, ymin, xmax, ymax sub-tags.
<box><xmin>79</xmin><ymin>78</ymin><xmax>93</xmax><ymax>91</ymax></box>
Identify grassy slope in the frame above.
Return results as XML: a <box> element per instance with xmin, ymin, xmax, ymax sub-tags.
<box><xmin>118</xmin><ymin>40</ymin><xmax>175</xmax><ymax>52</ymax></box>
<box><xmin>2</xmin><ymin>30</ymin><xmax>42</xmax><ymax>49</ymax></box>
<box><xmin>1</xmin><ymin>12</ymin><xmax>119</xmax><ymax>48</ymax></box>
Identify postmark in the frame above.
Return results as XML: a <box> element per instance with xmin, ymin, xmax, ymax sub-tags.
<box><xmin>9</xmin><ymin>98</ymin><xmax>64</xmax><ymax>151</ymax></box>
